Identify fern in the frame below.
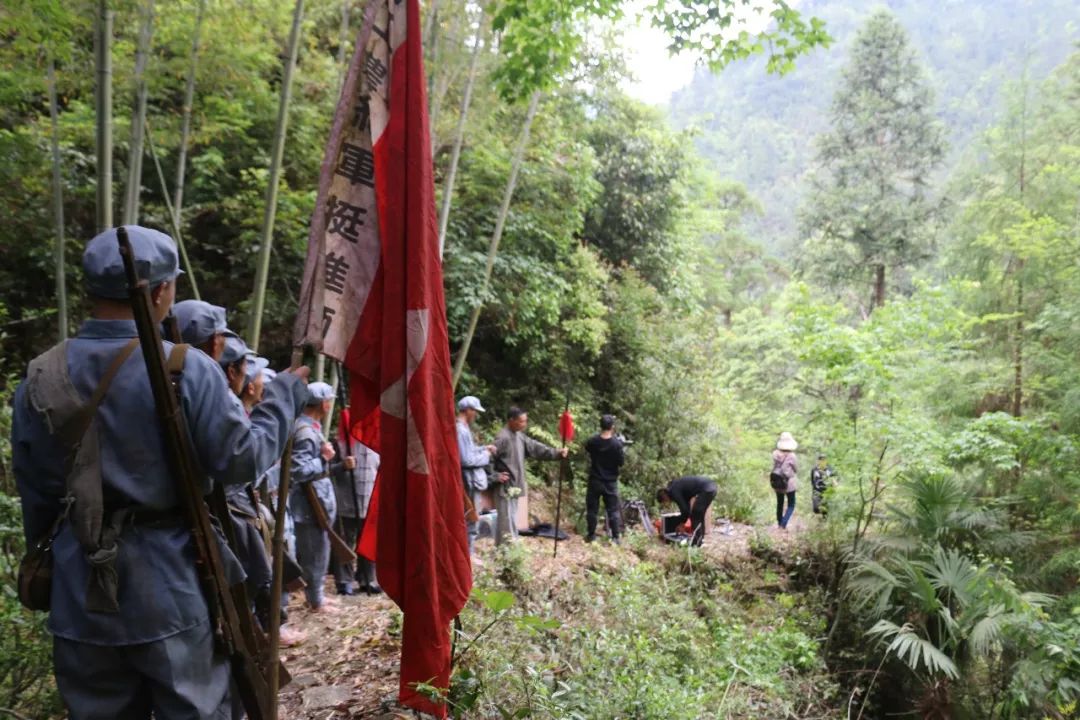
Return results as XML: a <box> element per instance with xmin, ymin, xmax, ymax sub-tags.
<box><xmin>868</xmin><ymin>620</ymin><xmax>960</xmax><ymax>679</ymax></box>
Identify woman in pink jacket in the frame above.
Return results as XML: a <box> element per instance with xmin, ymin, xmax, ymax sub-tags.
<box><xmin>771</xmin><ymin>432</ymin><xmax>799</xmax><ymax>529</ymax></box>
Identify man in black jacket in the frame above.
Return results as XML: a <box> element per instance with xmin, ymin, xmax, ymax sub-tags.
<box><xmin>584</xmin><ymin>415</ymin><xmax>626</xmax><ymax>544</ymax></box>
<box><xmin>656</xmin><ymin>476</ymin><xmax>717</xmax><ymax>547</ymax></box>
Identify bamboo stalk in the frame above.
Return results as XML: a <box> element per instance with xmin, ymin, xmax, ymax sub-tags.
<box><xmin>451</xmin><ymin>90</ymin><xmax>541</xmax><ymax>389</ymax></box>
<box><xmin>123</xmin><ymin>0</ymin><xmax>155</xmax><ymax>225</ymax></box>
<box><xmin>47</xmin><ymin>56</ymin><xmax>68</xmax><ymax>340</ymax></box>
<box><xmin>437</xmin><ymin>9</ymin><xmax>485</xmax><ymax>259</ymax></box>
<box><xmin>95</xmin><ymin>1</ymin><xmax>113</xmax><ymax>233</ymax></box>
<box><xmin>172</xmin><ymin>0</ymin><xmax>206</xmax><ymax>234</ymax></box>
<box><xmin>247</xmin><ymin>0</ymin><xmax>306</xmax><ymax>352</ymax></box>
<box><xmin>145</xmin><ymin>119</ymin><xmax>200</xmax><ymax>299</ymax></box>
<box><xmin>335</xmin><ymin>0</ymin><xmax>350</xmax><ymax>93</ymax></box>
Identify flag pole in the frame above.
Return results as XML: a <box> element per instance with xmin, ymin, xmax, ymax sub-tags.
<box><xmin>553</xmin><ymin>388</ymin><xmax>570</xmax><ymax>559</ymax></box>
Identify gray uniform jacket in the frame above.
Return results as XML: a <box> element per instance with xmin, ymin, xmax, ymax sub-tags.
<box><xmin>493</xmin><ymin>426</ymin><xmax>560</xmax><ymax>492</ymax></box>
<box><xmin>332</xmin><ymin>442</ymin><xmax>378</xmax><ymax>519</ymax></box>
<box><xmin>12</xmin><ymin>319</ymin><xmax>305</xmax><ymax>646</ymax></box>
<box><xmin>457</xmin><ymin>419</ymin><xmax>490</xmax><ymax>492</ymax></box>
<box><xmin>288</xmin><ymin>415</ymin><xmax>337</xmax><ymax>524</ymax></box>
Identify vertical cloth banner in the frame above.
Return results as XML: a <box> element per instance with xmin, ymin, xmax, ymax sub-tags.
<box><xmin>292</xmin><ymin>0</ymin><xmax>471</xmax><ymax>715</ymax></box>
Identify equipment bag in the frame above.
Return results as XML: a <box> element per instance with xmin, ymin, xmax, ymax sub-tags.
<box><xmin>17</xmin><ymin>339</ymin><xmax>138</xmax><ymax>612</ymax></box>
<box><xmin>769</xmin><ymin>471</ymin><xmax>789</xmax><ymax>492</ymax></box>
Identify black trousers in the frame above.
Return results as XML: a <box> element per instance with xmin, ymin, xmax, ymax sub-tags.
<box><xmin>690</xmin><ymin>489</ymin><xmax>716</xmax><ymax>546</ymax></box>
<box><xmin>586</xmin><ymin>478</ymin><xmax>621</xmax><ymax>539</ymax></box>
<box><xmin>333</xmin><ymin>515</ymin><xmax>376</xmax><ymax>587</ymax></box>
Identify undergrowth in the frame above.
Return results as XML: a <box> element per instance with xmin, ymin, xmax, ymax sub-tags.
<box><xmin>442</xmin><ymin>538</ymin><xmax>840</xmax><ymax>719</ymax></box>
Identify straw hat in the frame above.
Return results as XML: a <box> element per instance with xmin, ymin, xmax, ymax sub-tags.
<box><xmin>776</xmin><ymin>432</ymin><xmax>798</xmax><ymax>451</ymax></box>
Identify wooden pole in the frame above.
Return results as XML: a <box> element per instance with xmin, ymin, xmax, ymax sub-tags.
<box><xmin>95</xmin><ymin>1</ymin><xmax>113</xmax><ymax>233</ymax></box>
<box><xmin>248</xmin><ymin>0</ymin><xmax>305</xmax><ymax>352</ymax></box>
<box><xmin>451</xmin><ymin>91</ymin><xmax>541</xmax><ymax>389</ymax></box>
<box><xmin>268</xmin><ymin>438</ymin><xmax>294</xmax><ymax>712</ymax></box>
<box><xmin>122</xmin><ymin>0</ymin><xmax>155</xmax><ymax>225</ymax></box>
<box><xmin>172</xmin><ymin>0</ymin><xmax>206</xmax><ymax>235</ymax></box>
<box><xmin>47</xmin><ymin>57</ymin><xmax>68</xmax><ymax>340</ymax></box>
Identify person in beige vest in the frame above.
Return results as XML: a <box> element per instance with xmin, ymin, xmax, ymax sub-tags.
<box><xmin>491</xmin><ymin>406</ymin><xmax>567</xmax><ymax>545</ymax></box>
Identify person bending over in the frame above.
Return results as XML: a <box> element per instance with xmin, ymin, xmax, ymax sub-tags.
<box><xmin>656</xmin><ymin>475</ymin><xmax>717</xmax><ymax>547</ymax></box>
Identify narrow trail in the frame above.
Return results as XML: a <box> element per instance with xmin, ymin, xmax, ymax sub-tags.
<box><xmin>277</xmin><ymin>515</ymin><xmax>812</xmax><ymax>718</ymax></box>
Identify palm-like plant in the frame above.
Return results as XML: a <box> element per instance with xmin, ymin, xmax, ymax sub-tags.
<box><xmin>846</xmin><ymin>473</ymin><xmax>1053</xmax><ymax>714</ymax></box>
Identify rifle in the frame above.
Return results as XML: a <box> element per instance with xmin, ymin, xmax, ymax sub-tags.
<box><xmin>118</xmin><ymin>227</ymin><xmax>275</xmax><ymax>720</ymax></box>
<box><xmin>302</xmin><ymin>481</ymin><xmax>357</xmax><ymax>565</ymax></box>
<box><xmin>162</xmin><ymin>297</ymin><xmax>286</xmax><ymax>688</ymax></box>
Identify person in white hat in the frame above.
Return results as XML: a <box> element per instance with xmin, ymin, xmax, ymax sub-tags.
<box><xmin>771</xmin><ymin>432</ymin><xmax>799</xmax><ymax>529</ymax></box>
<box><xmin>456</xmin><ymin>396</ymin><xmax>499</xmax><ymax>557</ymax></box>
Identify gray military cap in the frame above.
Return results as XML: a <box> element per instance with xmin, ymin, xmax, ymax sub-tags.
<box><xmin>173</xmin><ymin>300</ymin><xmax>227</xmax><ymax>346</ymax></box>
<box><xmin>219</xmin><ymin>333</ymin><xmax>250</xmax><ymax>366</ymax></box>
<box><xmin>244</xmin><ymin>355</ymin><xmax>270</xmax><ymax>383</ymax></box>
<box><xmin>457</xmin><ymin>395</ymin><xmax>485</xmax><ymax>412</ymax></box>
<box><xmin>262</xmin><ymin>367</ymin><xmax>278</xmax><ymax>384</ymax></box>
<box><xmin>306</xmin><ymin>381</ymin><xmax>335</xmax><ymax>405</ymax></box>
<box><xmin>83</xmin><ymin>225</ymin><xmax>183</xmax><ymax>299</ymax></box>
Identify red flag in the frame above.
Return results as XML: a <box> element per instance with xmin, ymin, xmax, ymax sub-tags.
<box><xmin>293</xmin><ymin>0</ymin><xmax>471</xmax><ymax>714</ymax></box>
<box><xmin>558</xmin><ymin>410</ymin><xmax>575</xmax><ymax>444</ymax></box>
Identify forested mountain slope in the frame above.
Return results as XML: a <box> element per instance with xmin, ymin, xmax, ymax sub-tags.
<box><xmin>668</xmin><ymin>0</ymin><xmax>1078</xmax><ymax>250</ymax></box>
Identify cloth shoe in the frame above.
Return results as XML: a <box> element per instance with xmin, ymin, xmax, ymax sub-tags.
<box><xmin>279</xmin><ymin>625</ymin><xmax>307</xmax><ymax>647</ymax></box>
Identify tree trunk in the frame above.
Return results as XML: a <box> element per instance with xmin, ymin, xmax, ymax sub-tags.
<box><xmin>122</xmin><ymin>0</ymin><xmax>155</xmax><ymax>225</ymax></box>
<box><xmin>438</xmin><ymin>11</ymin><xmax>485</xmax><ymax>259</ymax></box>
<box><xmin>1012</xmin><ymin>267</ymin><xmax>1024</xmax><ymax>418</ymax></box>
<box><xmin>146</xmin><ymin>119</ymin><xmax>200</xmax><ymax>299</ymax></box>
<box><xmin>451</xmin><ymin>91</ymin><xmax>541</xmax><ymax>389</ymax></box>
<box><xmin>48</xmin><ymin>57</ymin><xmax>68</xmax><ymax>341</ymax></box>
<box><xmin>172</xmin><ymin>0</ymin><xmax>206</xmax><ymax>237</ymax></box>
<box><xmin>873</xmin><ymin>264</ymin><xmax>885</xmax><ymax>310</ymax></box>
<box><xmin>424</xmin><ymin>0</ymin><xmax>440</xmax><ymax>51</ymax></box>
<box><xmin>94</xmin><ymin>1</ymin><xmax>113</xmax><ymax>233</ymax></box>
<box><xmin>247</xmin><ymin>0</ymin><xmax>305</xmax><ymax>351</ymax></box>
<box><xmin>424</xmin><ymin>0</ymin><xmax>441</xmax><ymax>101</ymax></box>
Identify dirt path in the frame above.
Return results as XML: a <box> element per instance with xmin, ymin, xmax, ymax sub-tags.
<box><xmin>276</xmin><ymin>514</ymin><xmax>810</xmax><ymax>718</ymax></box>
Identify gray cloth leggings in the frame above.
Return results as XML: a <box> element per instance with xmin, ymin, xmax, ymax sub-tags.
<box><xmin>333</xmin><ymin>515</ymin><xmax>376</xmax><ymax>587</ymax></box>
<box><xmin>295</xmin><ymin>520</ymin><xmax>330</xmax><ymax>607</ymax></box>
<box><xmin>53</xmin><ymin>620</ymin><xmax>229</xmax><ymax>720</ymax></box>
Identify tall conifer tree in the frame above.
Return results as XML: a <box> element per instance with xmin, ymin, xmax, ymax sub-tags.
<box><xmin>801</xmin><ymin>9</ymin><xmax>946</xmax><ymax>311</ymax></box>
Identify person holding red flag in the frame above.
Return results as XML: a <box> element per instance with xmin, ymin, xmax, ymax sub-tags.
<box><xmin>492</xmin><ymin>407</ymin><xmax>568</xmax><ymax>545</ymax></box>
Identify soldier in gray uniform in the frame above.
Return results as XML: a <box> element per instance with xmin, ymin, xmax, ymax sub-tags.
<box><xmin>12</xmin><ymin>225</ymin><xmax>308</xmax><ymax>720</ymax></box>
<box><xmin>331</xmin><ymin>434</ymin><xmax>380</xmax><ymax>595</ymax></box>
<box><xmin>171</xmin><ymin>299</ymin><xmax>227</xmax><ymax>360</ymax></box>
<box><xmin>290</xmin><ymin>382</ymin><xmax>355</xmax><ymax>612</ymax></box>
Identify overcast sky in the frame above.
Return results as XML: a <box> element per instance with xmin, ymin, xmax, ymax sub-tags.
<box><xmin>618</xmin><ymin>11</ymin><xmax>698</xmax><ymax>106</ymax></box>
<box><xmin>617</xmin><ymin>1</ymin><xmax>787</xmax><ymax>105</ymax></box>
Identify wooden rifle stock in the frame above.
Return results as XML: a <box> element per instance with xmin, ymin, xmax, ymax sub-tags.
<box><xmin>117</xmin><ymin>227</ymin><xmax>274</xmax><ymax>720</ymax></box>
<box><xmin>302</xmin><ymin>481</ymin><xmax>357</xmax><ymax>564</ymax></box>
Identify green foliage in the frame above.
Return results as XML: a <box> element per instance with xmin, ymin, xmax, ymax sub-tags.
<box><xmin>646</xmin><ymin>0</ymin><xmax>830</xmax><ymax>75</ymax></box>
<box><xmin>581</xmin><ymin>93</ymin><xmax>693</xmax><ymax>288</ymax></box>
<box><xmin>452</xmin><ymin>547</ymin><xmax>836</xmax><ymax>718</ymax></box>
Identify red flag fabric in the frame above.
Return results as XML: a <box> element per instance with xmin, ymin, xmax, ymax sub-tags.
<box><xmin>293</xmin><ymin>0</ymin><xmax>471</xmax><ymax>715</ymax></box>
<box><xmin>558</xmin><ymin>410</ymin><xmax>575</xmax><ymax>444</ymax></box>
